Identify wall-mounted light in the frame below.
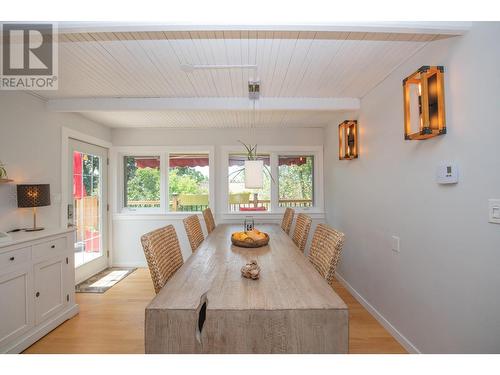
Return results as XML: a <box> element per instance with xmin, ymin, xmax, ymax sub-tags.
<box><xmin>338</xmin><ymin>120</ymin><xmax>358</xmax><ymax>160</ymax></box>
<box><xmin>403</xmin><ymin>66</ymin><xmax>446</xmax><ymax>140</ymax></box>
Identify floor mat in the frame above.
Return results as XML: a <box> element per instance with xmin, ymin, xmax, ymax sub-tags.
<box><xmin>75</xmin><ymin>267</ymin><xmax>137</xmax><ymax>293</ymax></box>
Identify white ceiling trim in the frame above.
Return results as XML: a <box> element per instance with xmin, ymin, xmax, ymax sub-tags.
<box><xmin>58</xmin><ymin>22</ymin><xmax>471</xmax><ymax>36</ymax></box>
<box><xmin>47</xmin><ymin>97</ymin><xmax>360</xmax><ymax>112</ymax></box>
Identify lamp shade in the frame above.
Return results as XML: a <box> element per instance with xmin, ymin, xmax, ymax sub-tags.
<box><xmin>244</xmin><ymin>160</ymin><xmax>263</xmax><ymax>189</ymax></box>
<box><xmin>17</xmin><ymin>184</ymin><xmax>51</xmax><ymax>208</ymax></box>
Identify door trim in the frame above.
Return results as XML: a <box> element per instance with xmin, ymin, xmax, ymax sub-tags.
<box><xmin>61</xmin><ymin>127</ymin><xmax>112</xmax><ymax>286</ymax></box>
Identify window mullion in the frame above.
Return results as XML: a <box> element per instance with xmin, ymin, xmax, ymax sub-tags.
<box><xmin>161</xmin><ymin>152</ymin><xmax>168</xmax><ymax>213</ymax></box>
<box><xmin>270</xmin><ymin>153</ymin><xmax>279</xmax><ymax>212</ymax></box>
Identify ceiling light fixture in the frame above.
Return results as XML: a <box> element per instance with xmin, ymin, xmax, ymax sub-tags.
<box><xmin>244</xmin><ymin>80</ymin><xmax>263</xmax><ymax>189</ymax></box>
<box><xmin>248</xmin><ymin>80</ymin><xmax>260</xmax><ymax>100</ymax></box>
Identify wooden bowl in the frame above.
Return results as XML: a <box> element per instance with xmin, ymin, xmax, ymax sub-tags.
<box><xmin>231</xmin><ymin>232</ymin><xmax>270</xmax><ymax>248</ymax></box>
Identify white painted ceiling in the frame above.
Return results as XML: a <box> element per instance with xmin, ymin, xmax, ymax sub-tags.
<box><xmin>36</xmin><ymin>23</ymin><xmax>465</xmax><ymax>129</ymax></box>
<box><xmin>80</xmin><ymin>110</ymin><xmax>355</xmax><ymax>128</ymax></box>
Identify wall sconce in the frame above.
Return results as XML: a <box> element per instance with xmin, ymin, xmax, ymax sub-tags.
<box><xmin>403</xmin><ymin>66</ymin><xmax>446</xmax><ymax>140</ymax></box>
<box><xmin>338</xmin><ymin>120</ymin><xmax>358</xmax><ymax>160</ymax></box>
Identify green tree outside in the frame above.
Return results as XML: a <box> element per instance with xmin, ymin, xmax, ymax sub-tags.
<box><xmin>125</xmin><ymin>157</ymin><xmax>313</xmax><ymax>207</ymax></box>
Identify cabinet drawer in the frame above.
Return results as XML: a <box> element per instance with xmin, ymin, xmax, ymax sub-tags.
<box><xmin>0</xmin><ymin>247</ymin><xmax>31</xmax><ymax>271</ymax></box>
<box><xmin>32</xmin><ymin>237</ymin><xmax>67</xmax><ymax>261</ymax></box>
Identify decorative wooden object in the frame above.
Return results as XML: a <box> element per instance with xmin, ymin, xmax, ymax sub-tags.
<box><xmin>403</xmin><ymin>66</ymin><xmax>446</xmax><ymax>140</ymax></box>
<box><xmin>241</xmin><ymin>260</ymin><xmax>261</xmax><ymax>279</ymax></box>
<box><xmin>145</xmin><ymin>224</ymin><xmax>348</xmax><ymax>354</ymax></box>
<box><xmin>338</xmin><ymin>120</ymin><xmax>358</xmax><ymax>160</ymax></box>
<box><xmin>231</xmin><ymin>231</ymin><xmax>270</xmax><ymax>248</ymax></box>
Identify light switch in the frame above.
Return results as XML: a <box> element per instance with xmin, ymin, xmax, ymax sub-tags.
<box><xmin>489</xmin><ymin>199</ymin><xmax>500</xmax><ymax>224</ymax></box>
<box><xmin>391</xmin><ymin>236</ymin><xmax>400</xmax><ymax>252</ymax></box>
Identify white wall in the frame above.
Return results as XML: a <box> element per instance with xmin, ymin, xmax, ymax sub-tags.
<box><xmin>111</xmin><ymin>127</ymin><xmax>326</xmax><ymax>265</ymax></box>
<box><xmin>0</xmin><ymin>92</ymin><xmax>111</xmax><ymax>232</ymax></box>
<box><xmin>325</xmin><ymin>23</ymin><xmax>500</xmax><ymax>353</ymax></box>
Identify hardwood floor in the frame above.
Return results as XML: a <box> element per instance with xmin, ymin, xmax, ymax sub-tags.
<box><xmin>23</xmin><ymin>268</ymin><xmax>406</xmax><ymax>354</ymax></box>
<box><xmin>331</xmin><ymin>278</ymin><xmax>407</xmax><ymax>354</ymax></box>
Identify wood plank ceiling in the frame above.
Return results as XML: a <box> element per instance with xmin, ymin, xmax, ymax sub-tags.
<box><xmin>36</xmin><ymin>28</ymin><xmax>460</xmax><ymax>128</ymax></box>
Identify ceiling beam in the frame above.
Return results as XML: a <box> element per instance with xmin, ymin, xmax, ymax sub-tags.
<box><xmin>58</xmin><ymin>21</ymin><xmax>471</xmax><ymax>36</ymax></box>
<box><xmin>47</xmin><ymin>97</ymin><xmax>360</xmax><ymax>112</ymax></box>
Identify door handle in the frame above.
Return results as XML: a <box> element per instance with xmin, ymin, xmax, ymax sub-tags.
<box><xmin>9</xmin><ymin>256</ymin><xmax>15</xmax><ymax>261</ymax></box>
<box><xmin>36</xmin><ymin>292</ymin><xmax>40</xmax><ymax>297</ymax></box>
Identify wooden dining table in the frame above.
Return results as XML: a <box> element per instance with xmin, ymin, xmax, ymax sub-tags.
<box><xmin>145</xmin><ymin>223</ymin><xmax>348</xmax><ymax>353</ymax></box>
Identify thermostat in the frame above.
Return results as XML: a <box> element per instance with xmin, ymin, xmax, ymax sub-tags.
<box><xmin>436</xmin><ymin>162</ymin><xmax>458</xmax><ymax>184</ymax></box>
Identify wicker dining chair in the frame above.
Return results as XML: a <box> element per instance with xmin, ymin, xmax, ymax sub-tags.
<box><xmin>308</xmin><ymin>224</ymin><xmax>345</xmax><ymax>285</ymax></box>
<box><xmin>202</xmin><ymin>207</ymin><xmax>216</xmax><ymax>234</ymax></box>
<box><xmin>141</xmin><ymin>225</ymin><xmax>184</xmax><ymax>294</ymax></box>
<box><xmin>183</xmin><ymin>214</ymin><xmax>205</xmax><ymax>252</ymax></box>
<box><xmin>292</xmin><ymin>213</ymin><xmax>312</xmax><ymax>253</ymax></box>
<box><xmin>281</xmin><ymin>207</ymin><xmax>295</xmax><ymax>235</ymax></box>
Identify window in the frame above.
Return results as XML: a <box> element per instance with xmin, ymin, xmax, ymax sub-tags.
<box><xmin>124</xmin><ymin>156</ymin><xmax>160</xmax><ymax>209</ymax></box>
<box><xmin>169</xmin><ymin>153</ymin><xmax>210</xmax><ymax>212</ymax></box>
<box><xmin>278</xmin><ymin>155</ymin><xmax>314</xmax><ymax>208</ymax></box>
<box><xmin>228</xmin><ymin>154</ymin><xmax>271</xmax><ymax>212</ymax></box>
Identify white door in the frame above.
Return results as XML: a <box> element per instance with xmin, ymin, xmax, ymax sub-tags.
<box><xmin>68</xmin><ymin>139</ymin><xmax>108</xmax><ymax>284</ymax></box>
<box><xmin>34</xmin><ymin>256</ymin><xmax>66</xmax><ymax>324</ymax></box>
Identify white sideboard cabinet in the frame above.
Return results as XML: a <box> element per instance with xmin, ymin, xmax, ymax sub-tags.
<box><xmin>0</xmin><ymin>228</ymin><xmax>78</xmax><ymax>353</ymax></box>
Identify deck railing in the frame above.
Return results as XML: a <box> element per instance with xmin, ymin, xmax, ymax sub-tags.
<box><xmin>229</xmin><ymin>199</ymin><xmax>313</xmax><ymax>211</ymax></box>
<box><xmin>127</xmin><ymin>198</ymin><xmax>313</xmax><ymax>211</ymax></box>
<box><xmin>126</xmin><ymin>200</ymin><xmax>161</xmax><ymax>208</ymax></box>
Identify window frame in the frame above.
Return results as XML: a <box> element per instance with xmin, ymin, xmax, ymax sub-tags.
<box><xmin>122</xmin><ymin>154</ymin><xmax>164</xmax><ymax>213</ymax></box>
<box><xmin>227</xmin><ymin>152</ymin><xmax>273</xmax><ymax>213</ymax></box>
<box><xmin>113</xmin><ymin>146</ymin><xmax>215</xmax><ymax>215</ymax></box>
<box><xmin>277</xmin><ymin>154</ymin><xmax>315</xmax><ymax>210</ymax></box>
<box><xmin>168</xmin><ymin>151</ymin><xmax>212</xmax><ymax>213</ymax></box>
<box><xmin>221</xmin><ymin>145</ymin><xmax>324</xmax><ymax>215</ymax></box>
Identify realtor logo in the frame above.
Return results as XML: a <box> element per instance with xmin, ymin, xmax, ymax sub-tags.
<box><xmin>1</xmin><ymin>23</ymin><xmax>58</xmax><ymax>90</ymax></box>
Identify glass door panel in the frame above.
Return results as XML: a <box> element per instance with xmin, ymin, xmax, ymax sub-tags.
<box><xmin>73</xmin><ymin>151</ymin><xmax>103</xmax><ymax>267</ymax></box>
<box><xmin>69</xmin><ymin>139</ymin><xmax>108</xmax><ymax>284</ymax></box>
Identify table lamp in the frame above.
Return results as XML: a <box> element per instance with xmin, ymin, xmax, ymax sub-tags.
<box><xmin>17</xmin><ymin>184</ymin><xmax>51</xmax><ymax>231</ymax></box>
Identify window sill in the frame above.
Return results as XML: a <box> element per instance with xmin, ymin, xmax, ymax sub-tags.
<box><xmin>113</xmin><ymin>211</ymin><xmax>204</xmax><ymax>221</ymax></box>
<box><xmin>220</xmin><ymin>211</ymin><xmax>325</xmax><ymax>221</ymax></box>
<box><xmin>113</xmin><ymin>210</ymin><xmax>325</xmax><ymax>221</ymax></box>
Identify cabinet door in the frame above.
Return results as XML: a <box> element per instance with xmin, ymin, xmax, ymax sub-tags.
<box><xmin>34</xmin><ymin>256</ymin><xmax>67</xmax><ymax>325</ymax></box>
<box><xmin>0</xmin><ymin>265</ymin><xmax>34</xmax><ymax>348</ymax></box>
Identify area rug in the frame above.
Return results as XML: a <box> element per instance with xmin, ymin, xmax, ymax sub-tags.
<box><xmin>76</xmin><ymin>267</ymin><xmax>137</xmax><ymax>293</ymax></box>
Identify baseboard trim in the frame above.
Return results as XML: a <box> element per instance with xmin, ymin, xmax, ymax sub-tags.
<box><xmin>335</xmin><ymin>272</ymin><xmax>421</xmax><ymax>354</ymax></box>
<box><xmin>5</xmin><ymin>304</ymin><xmax>79</xmax><ymax>354</ymax></box>
<box><xmin>112</xmin><ymin>262</ymin><xmax>146</xmax><ymax>268</ymax></box>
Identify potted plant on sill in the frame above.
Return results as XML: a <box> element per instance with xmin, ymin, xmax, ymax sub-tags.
<box><xmin>228</xmin><ymin>141</ymin><xmax>276</xmax><ymax>189</ymax></box>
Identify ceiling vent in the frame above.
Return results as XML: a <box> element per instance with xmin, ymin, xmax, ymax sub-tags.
<box><xmin>248</xmin><ymin>81</ymin><xmax>260</xmax><ymax>100</ymax></box>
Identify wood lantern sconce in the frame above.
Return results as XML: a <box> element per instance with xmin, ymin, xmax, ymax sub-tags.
<box><xmin>338</xmin><ymin>120</ymin><xmax>358</xmax><ymax>160</ymax></box>
<box><xmin>403</xmin><ymin>66</ymin><xmax>446</xmax><ymax>140</ymax></box>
